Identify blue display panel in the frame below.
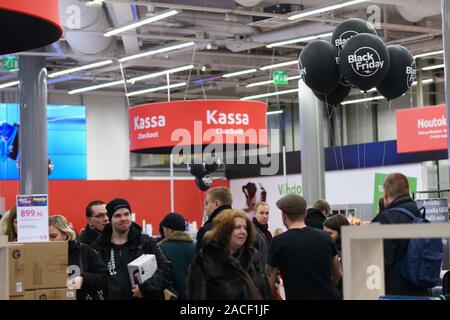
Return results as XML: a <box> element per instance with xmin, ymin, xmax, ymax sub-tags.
<box><xmin>0</xmin><ymin>104</ymin><xmax>86</xmax><ymax>180</ymax></box>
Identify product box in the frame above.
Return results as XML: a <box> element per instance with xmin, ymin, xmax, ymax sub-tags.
<box><xmin>128</xmin><ymin>254</ymin><xmax>157</xmax><ymax>286</ymax></box>
<box><xmin>23</xmin><ymin>241</ymin><xmax>68</xmax><ymax>290</ymax></box>
<box><xmin>34</xmin><ymin>288</ymin><xmax>76</xmax><ymax>300</ymax></box>
<box><xmin>8</xmin><ymin>243</ymin><xmax>25</xmax><ymax>296</ymax></box>
<box><xmin>9</xmin><ymin>290</ymin><xmax>34</xmax><ymax>300</ymax></box>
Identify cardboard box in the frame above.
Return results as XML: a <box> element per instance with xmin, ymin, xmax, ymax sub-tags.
<box><xmin>23</xmin><ymin>241</ymin><xmax>68</xmax><ymax>290</ymax></box>
<box><xmin>128</xmin><ymin>254</ymin><xmax>157</xmax><ymax>286</ymax></box>
<box><xmin>34</xmin><ymin>288</ymin><xmax>76</xmax><ymax>300</ymax></box>
<box><xmin>10</xmin><ymin>290</ymin><xmax>34</xmax><ymax>300</ymax></box>
<box><xmin>8</xmin><ymin>243</ymin><xmax>25</xmax><ymax>296</ymax></box>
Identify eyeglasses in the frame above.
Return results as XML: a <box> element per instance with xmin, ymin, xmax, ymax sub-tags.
<box><xmin>92</xmin><ymin>213</ymin><xmax>108</xmax><ymax>219</ymax></box>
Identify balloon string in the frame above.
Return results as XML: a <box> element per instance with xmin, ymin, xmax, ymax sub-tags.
<box><xmin>325</xmin><ymin>95</ymin><xmax>340</xmax><ymax>170</ymax></box>
<box><xmin>382</xmin><ymin>99</ymin><xmax>394</xmax><ymax>167</ymax></box>
<box><xmin>357</xmin><ymin>95</ymin><xmax>360</xmax><ymax>169</ymax></box>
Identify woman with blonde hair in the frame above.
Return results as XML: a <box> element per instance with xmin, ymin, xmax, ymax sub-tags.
<box><xmin>49</xmin><ymin>215</ymin><xmax>109</xmax><ymax>300</ymax></box>
<box><xmin>186</xmin><ymin>209</ymin><xmax>272</xmax><ymax>300</ymax></box>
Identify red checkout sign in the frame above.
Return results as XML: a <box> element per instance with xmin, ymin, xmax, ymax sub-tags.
<box><xmin>396</xmin><ymin>105</ymin><xmax>448</xmax><ymax>153</ymax></box>
<box><xmin>129</xmin><ymin>100</ymin><xmax>268</xmax><ymax>153</ymax></box>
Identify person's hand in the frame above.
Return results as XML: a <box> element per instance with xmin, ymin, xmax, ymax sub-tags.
<box><xmin>132</xmin><ymin>285</ymin><xmax>144</xmax><ymax>299</ymax></box>
<box><xmin>67</xmin><ymin>276</ymin><xmax>83</xmax><ymax>289</ymax></box>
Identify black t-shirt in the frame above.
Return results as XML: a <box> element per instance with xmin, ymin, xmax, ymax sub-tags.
<box><xmin>106</xmin><ymin>244</ymin><xmax>133</xmax><ymax>300</ymax></box>
<box><xmin>268</xmin><ymin>227</ymin><xmax>339</xmax><ymax>300</ymax></box>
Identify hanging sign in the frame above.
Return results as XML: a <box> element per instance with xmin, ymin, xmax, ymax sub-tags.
<box><xmin>16</xmin><ymin>194</ymin><xmax>49</xmax><ymax>243</ymax></box>
<box><xmin>273</xmin><ymin>71</ymin><xmax>288</xmax><ymax>85</ymax></box>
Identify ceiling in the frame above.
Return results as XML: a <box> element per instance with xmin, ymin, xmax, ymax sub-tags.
<box><xmin>1</xmin><ymin>0</ymin><xmax>446</xmax><ymax>106</ymax></box>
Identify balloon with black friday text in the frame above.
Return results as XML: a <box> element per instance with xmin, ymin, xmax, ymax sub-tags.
<box><xmin>298</xmin><ymin>40</ymin><xmax>340</xmax><ymax>94</ymax></box>
<box><xmin>331</xmin><ymin>18</ymin><xmax>377</xmax><ymax>52</ymax></box>
<box><xmin>339</xmin><ymin>33</ymin><xmax>390</xmax><ymax>91</ymax></box>
<box><xmin>376</xmin><ymin>45</ymin><xmax>416</xmax><ymax>100</ymax></box>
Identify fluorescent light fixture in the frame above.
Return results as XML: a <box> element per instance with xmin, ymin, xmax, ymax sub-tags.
<box><xmin>288</xmin><ymin>0</ymin><xmax>367</xmax><ymax>20</ymax></box>
<box><xmin>422</xmin><ymin>64</ymin><xmax>444</xmax><ymax>71</ymax></box>
<box><xmin>414</xmin><ymin>50</ymin><xmax>444</xmax><ymax>59</ymax></box>
<box><xmin>267</xmin><ymin>110</ymin><xmax>284</xmax><ymax>115</ymax></box>
<box><xmin>0</xmin><ymin>81</ymin><xmax>19</xmax><ymax>90</ymax></box>
<box><xmin>266</xmin><ymin>32</ymin><xmax>333</xmax><ymax>48</ymax></box>
<box><xmin>222</xmin><ymin>69</ymin><xmax>257</xmax><ymax>78</ymax></box>
<box><xmin>359</xmin><ymin>79</ymin><xmax>434</xmax><ymax>93</ymax></box>
<box><xmin>119</xmin><ymin>42</ymin><xmax>195</xmax><ymax>63</ymax></box>
<box><xmin>241</xmin><ymin>88</ymin><xmax>298</xmax><ymax>101</ymax></box>
<box><xmin>260</xmin><ymin>60</ymin><xmax>298</xmax><ymax>71</ymax></box>
<box><xmin>127</xmin><ymin>82</ymin><xmax>186</xmax><ymax>97</ymax></box>
<box><xmin>68</xmin><ymin>80</ymin><xmax>125</xmax><ymax>95</ymax></box>
<box><xmin>360</xmin><ymin>88</ymin><xmax>377</xmax><ymax>93</ymax></box>
<box><xmin>246</xmin><ymin>75</ymin><xmax>301</xmax><ymax>88</ymax></box>
<box><xmin>48</xmin><ymin>60</ymin><xmax>113</xmax><ymax>78</ymax></box>
<box><xmin>128</xmin><ymin>65</ymin><xmax>194</xmax><ymax>84</ymax></box>
<box><xmin>341</xmin><ymin>95</ymin><xmax>384</xmax><ymax>105</ymax></box>
<box><xmin>85</xmin><ymin>0</ymin><xmax>104</xmax><ymax>6</ymax></box>
<box><xmin>104</xmin><ymin>10</ymin><xmax>179</xmax><ymax>37</ymax></box>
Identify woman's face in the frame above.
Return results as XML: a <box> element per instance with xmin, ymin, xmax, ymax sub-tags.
<box><xmin>324</xmin><ymin>226</ymin><xmax>339</xmax><ymax>242</ymax></box>
<box><xmin>49</xmin><ymin>226</ymin><xmax>67</xmax><ymax>241</ymax></box>
<box><xmin>229</xmin><ymin>217</ymin><xmax>248</xmax><ymax>253</ymax></box>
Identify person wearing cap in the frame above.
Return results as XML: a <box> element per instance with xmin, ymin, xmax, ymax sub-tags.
<box><xmin>158</xmin><ymin>212</ymin><xmax>195</xmax><ymax>300</ymax></box>
<box><xmin>77</xmin><ymin>200</ymin><xmax>109</xmax><ymax>246</ymax></box>
<box><xmin>92</xmin><ymin>198</ymin><xmax>173</xmax><ymax>300</ymax></box>
<box><xmin>266</xmin><ymin>194</ymin><xmax>342</xmax><ymax>300</ymax></box>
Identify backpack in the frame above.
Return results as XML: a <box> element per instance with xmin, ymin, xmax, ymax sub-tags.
<box><xmin>387</xmin><ymin>207</ymin><xmax>443</xmax><ymax>288</ymax></box>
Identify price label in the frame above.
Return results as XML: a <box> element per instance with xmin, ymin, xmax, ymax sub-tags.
<box><xmin>16</xmin><ymin>194</ymin><xmax>49</xmax><ymax>242</ymax></box>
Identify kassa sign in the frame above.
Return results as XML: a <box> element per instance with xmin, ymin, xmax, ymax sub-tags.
<box><xmin>129</xmin><ymin>100</ymin><xmax>268</xmax><ymax>153</ymax></box>
<box><xmin>396</xmin><ymin>105</ymin><xmax>447</xmax><ymax>153</ymax></box>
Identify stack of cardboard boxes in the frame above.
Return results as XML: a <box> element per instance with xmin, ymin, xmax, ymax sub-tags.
<box><xmin>8</xmin><ymin>241</ymin><xmax>76</xmax><ymax>300</ymax></box>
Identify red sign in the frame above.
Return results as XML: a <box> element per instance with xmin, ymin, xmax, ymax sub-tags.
<box><xmin>129</xmin><ymin>100</ymin><xmax>268</xmax><ymax>153</ymax></box>
<box><xmin>396</xmin><ymin>105</ymin><xmax>448</xmax><ymax>153</ymax></box>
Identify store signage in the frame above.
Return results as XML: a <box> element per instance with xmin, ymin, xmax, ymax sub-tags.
<box><xmin>1</xmin><ymin>56</ymin><xmax>18</xmax><ymax>71</ymax></box>
<box><xmin>396</xmin><ymin>105</ymin><xmax>447</xmax><ymax>153</ymax></box>
<box><xmin>415</xmin><ymin>198</ymin><xmax>449</xmax><ymax>223</ymax></box>
<box><xmin>129</xmin><ymin>100</ymin><xmax>268</xmax><ymax>153</ymax></box>
<box><xmin>273</xmin><ymin>71</ymin><xmax>288</xmax><ymax>85</ymax></box>
<box><xmin>16</xmin><ymin>194</ymin><xmax>49</xmax><ymax>243</ymax></box>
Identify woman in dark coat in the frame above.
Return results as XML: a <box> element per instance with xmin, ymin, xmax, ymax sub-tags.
<box><xmin>186</xmin><ymin>209</ymin><xmax>272</xmax><ymax>300</ymax></box>
<box><xmin>49</xmin><ymin>215</ymin><xmax>109</xmax><ymax>300</ymax></box>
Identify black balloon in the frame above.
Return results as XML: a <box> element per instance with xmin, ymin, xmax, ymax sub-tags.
<box><xmin>376</xmin><ymin>45</ymin><xmax>416</xmax><ymax>100</ymax></box>
<box><xmin>195</xmin><ymin>172</ymin><xmax>212</xmax><ymax>191</ymax></box>
<box><xmin>331</xmin><ymin>18</ymin><xmax>377</xmax><ymax>52</ymax></box>
<box><xmin>314</xmin><ymin>81</ymin><xmax>352</xmax><ymax>105</ymax></box>
<box><xmin>298</xmin><ymin>40</ymin><xmax>340</xmax><ymax>94</ymax></box>
<box><xmin>190</xmin><ymin>163</ymin><xmax>204</xmax><ymax>176</ymax></box>
<box><xmin>339</xmin><ymin>33</ymin><xmax>390</xmax><ymax>91</ymax></box>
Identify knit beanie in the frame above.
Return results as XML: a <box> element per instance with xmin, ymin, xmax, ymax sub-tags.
<box><xmin>106</xmin><ymin>198</ymin><xmax>131</xmax><ymax>221</ymax></box>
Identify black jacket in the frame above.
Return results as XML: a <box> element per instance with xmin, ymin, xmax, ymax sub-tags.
<box><xmin>196</xmin><ymin>205</ymin><xmax>231</xmax><ymax>252</ymax></box>
<box><xmin>68</xmin><ymin>240</ymin><xmax>109</xmax><ymax>300</ymax></box>
<box><xmin>305</xmin><ymin>208</ymin><xmax>327</xmax><ymax>230</ymax></box>
<box><xmin>77</xmin><ymin>224</ymin><xmax>103</xmax><ymax>246</ymax></box>
<box><xmin>92</xmin><ymin>222</ymin><xmax>173</xmax><ymax>300</ymax></box>
<box><xmin>372</xmin><ymin>196</ymin><xmax>428</xmax><ymax>296</ymax></box>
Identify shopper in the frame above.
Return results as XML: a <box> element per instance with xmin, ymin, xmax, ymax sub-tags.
<box><xmin>159</xmin><ymin>212</ymin><xmax>195</xmax><ymax>300</ymax></box>
<box><xmin>48</xmin><ymin>215</ymin><xmax>109</xmax><ymax>300</ymax></box>
<box><xmin>378</xmin><ymin>197</ymin><xmax>386</xmax><ymax>214</ymax></box>
<box><xmin>77</xmin><ymin>200</ymin><xmax>109</xmax><ymax>246</ymax></box>
<box><xmin>253</xmin><ymin>202</ymin><xmax>272</xmax><ymax>244</ymax></box>
<box><xmin>92</xmin><ymin>198</ymin><xmax>172</xmax><ymax>300</ymax></box>
<box><xmin>267</xmin><ymin>194</ymin><xmax>342</xmax><ymax>300</ymax></box>
<box><xmin>0</xmin><ymin>206</ymin><xmax>17</xmax><ymax>242</ymax></box>
<box><xmin>186</xmin><ymin>209</ymin><xmax>272</xmax><ymax>300</ymax></box>
<box><xmin>372</xmin><ymin>173</ymin><xmax>429</xmax><ymax>296</ymax></box>
<box><xmin>305</xmin><ymin>199</ymin><xmax>332</xmax><ymax>230</ymax></box>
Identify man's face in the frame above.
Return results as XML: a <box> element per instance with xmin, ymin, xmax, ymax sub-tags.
<box><xmin>254</xmin><ymin>204</ymin><xmax>269</xmax><ymax>225</ymax></box>
<box><xmin>87</xmin><ymin>204</ymin><xmax>109</xmax><ymax>231</ymax></box>
<box><xmin>204</xmin><ymin>194</ymin><xmax>221</xmax><ymax>217</ymax></box>
<box><xmin>111</xmin><ymin>207</ymin><xmax>131</xmax><ymax>234</ymax></box>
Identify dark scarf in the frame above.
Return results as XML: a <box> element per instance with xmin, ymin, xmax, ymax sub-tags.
<box><xmin>252</xmin><ymin>217</ymin><xmax>272</xmax><ymax>243</ymax></box>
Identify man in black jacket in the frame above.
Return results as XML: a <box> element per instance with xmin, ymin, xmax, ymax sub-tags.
<box><xmin>92</xmin><ymin>198</ymin><xmax>173</xmax><ymax>300</ymax></box>
<box><xmin>372</xmin><ymin>173</ymin><xmax>428</xmax><ymax>297</ymax></box>
<box><xmin>305</xmin><ymin>199</ymin><xmax>331</xmax><ymax>230</ymax></box>
<box><xmin>78</xmin><ymin>200</ymin><xmax>109</xmax><ymax>245</ymax></box>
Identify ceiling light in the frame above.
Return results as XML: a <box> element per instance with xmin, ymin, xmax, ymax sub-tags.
<box><xmin>267</xmin><ymin>110</ymin><xmax>284</xmax><ymax>115</ymax></box>
<box><xmin>260</xmin><ymin>60</ymin><xmax>298</xmax><ymax>71</ymax></box>
<box><xmin>68</xmin><ymin>80</ymin><xmax>125</xmax><ymax>95</ymax></box>
<box><xmin>341</xmin><ymin>95</ymin><xmax>384</xmax><ymax>105</ymax></box>
<box><xmin>246</xmin><ymin>75</ymin><xmax>301</xmax><ymax>88</ymax></box>
<box><xmin>127</xmin><ymin>65</ymin><xmax>194</xmax><ymax>84</ymax></box>
<box><xmin>422</xmin><ymin>64</ymin><xmax>445</xmax><ymax>71</ymax></box>
<box><xmin>222</xmin><ymin>69</ymin><xmax>257</xmax><ymax>78</ymax></box>
<box><xmin>241</xmin><ymin>88</ymin><xmax>298</xmax><ymax>100</ymax></box>
<box><xmin>288</xmin><ymin>0</ymin><xmax>367</xmax><ymax>20</ymax></box>
<box><xmin>127</xmin><ymin>82</ymin><xmax>186</xmax><ymax>97</ymax></box>
<box><xmin>48</xmin><ymin>60</ymin><xmax>113</xmax><ymax>78</ymax></box>
<box><xmin>85</xmin><ymin>0</ymin><xmax>104</xmax><ymax>7</ymax></box>
<box><xmin>104</xmin><ymin>10</ymin><xmax>179</xmax><ymax>37</ymax></box>
<box><xmin>119</xmin><ymin>42</ymin><xmax>195</xmax><ymax>63</ymax></box>
<box><xmin>414</xmin><ymin>50</ymin><xmax>444</xmax><ymax>59</ymax></box>
<box><xmin>266</xmin><ymin>32</ymin><xmax>333</xmax><ymax>48</ymax></box>
<box><xmin>0</xmin><ymin>81</ymin><xmax>19</xmax><ymax>90</ymax></box>
<box><xmin>360</xmin><ymin>88</ymin><xmax>377</xmax><ymax>93</ymax></box>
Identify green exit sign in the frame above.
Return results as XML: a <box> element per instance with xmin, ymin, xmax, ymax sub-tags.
<box><xmin>273</xmin><ymin>71</ymin><xmax>288</xmax><ymax>85</ymax></box>
<box><xmin>1</xmin><ymin>56</ymin><xmax>18</xmax><ymax>71</ymax></box>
